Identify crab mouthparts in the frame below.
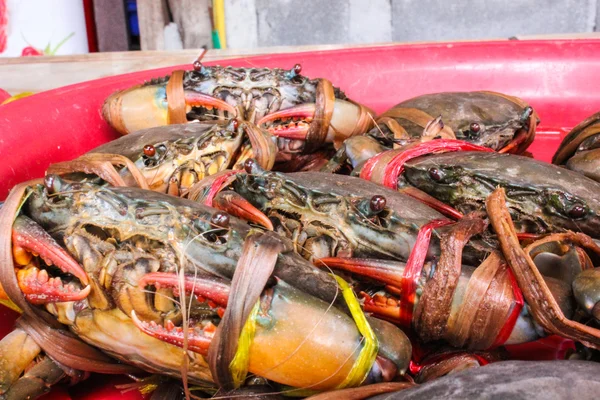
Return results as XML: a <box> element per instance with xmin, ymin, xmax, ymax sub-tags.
<box><xmin>257</xmin><ymin>104</ymin><xmax>316</xmax><ymax>140</ymax></box>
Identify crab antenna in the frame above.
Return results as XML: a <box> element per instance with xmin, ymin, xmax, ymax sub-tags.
<box><xmin>193</xmin><ymin>47</ymin><xmax>209</xmax><ymax>72</ymax></box>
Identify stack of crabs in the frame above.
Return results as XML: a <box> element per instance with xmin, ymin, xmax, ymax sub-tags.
<box><xmin>3</xmin><ymin>61</ymin><xmax>600</xmax><ymax>400</ymax></box>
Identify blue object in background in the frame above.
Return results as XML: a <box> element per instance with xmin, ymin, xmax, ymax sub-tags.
<box><xmin>126</xmin><ymin>0</ymin><xmax>139</xmax><ymax>37</ymax></box>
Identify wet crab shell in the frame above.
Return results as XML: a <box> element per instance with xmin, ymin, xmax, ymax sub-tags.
<box><xmin>552</xmin><ymin>111</ymin><xmax>600</xmax><ymax>181</ymax></box>
<box><xmin>372</xmin><ymin>91</ymin><xmax>538</xmax><ymax>153</ymax></box>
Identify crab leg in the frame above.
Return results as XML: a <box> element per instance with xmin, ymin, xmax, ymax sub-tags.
<box><xmin>184</xmin><ymin>91</ymin><xmax>237</xmax><ymax>115</ymax></box>
<box><xmin>0</xmin><ymin>328</ymin><xmax>42</xmax><ymax>395</ymax></box>
<box><xmin>4</xmin><ymin>356</ymin><xmax>66</xmax><ymax>400</ymax></box>
<box><xmin>17</xmin><ymin>267</ymin><xmax>90</xmax><ymax>305</ymax></box>
<box><xmin>315</xmin><ymin>257</ymin><xmax>405</xmax><ymax>287</ymax></box>
<box><xmin>12</xmin><ymin>215</ymin><xmax>90</xmax><ymax>304</ymax></box>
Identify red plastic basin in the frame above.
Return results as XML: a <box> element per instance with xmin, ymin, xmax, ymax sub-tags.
<box><xmin>1</xmin><ymin>39</ymin><xmax>599</xmax><ymax>398</ymax></box>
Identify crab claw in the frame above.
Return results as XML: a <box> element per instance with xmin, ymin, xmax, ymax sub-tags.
<box><xmin>131</xmin><ymin>311</ymin><xmax>214</xmax><ymax>355</ymax></box>
<box><xmin>315</xmin><ymin>257</ymin><xmax>405</xmax><ymax>287</ymax></box>
<box><xmin>257</xmin><ymin>80</ymin><xmax>374</xmax><ymax>151</ymax></box>
<box><xmin>257</xmin><ymin>103</ymin><xmax>314</xmax><ymax>140</ymax></box>
<box><xmin>213</xmin><ymin>191</ymin><xmax>273</xmax><ymax>231</ymax></box>
<box><xmin>138</xmin><ymin>272</ymin><xmax>230</xmax><ymax>307</ymax></box>
<box><xmin>360</xmin><ymin>291</ymin><xmax>402</xmax><ymax>324</ymax></box>
<box><xmin>103</xmin><ymin>80</ymin><xmax>237</xmax><ymax>135</ymax></box>
<box><xmin>17</xmin><ymin>267</ymin><xmax>91</xmax><ymax>304</ymax></box>
<box><xmin>13</xmin><ymin>216</ymin><xmax>89</xmax><ymax>286</ymax></box>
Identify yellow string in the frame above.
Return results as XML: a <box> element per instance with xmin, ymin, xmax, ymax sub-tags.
<box><xmin>0</xmin><ymin>298</ymin><xmax>21</xmax><ymax>313</ymax></box>
<box><xmin>228</xmin><ymin>301</ymin><xmax>260</xmax><ymax>388</ymax></box>
<box><xmin>228</xmin><ymin>275</ymin><xmax>378</xmax><ymax>391</ymax></box>
<box><xmin>333</xmin><ymin>275</ymin><xmax>379</xmax><ymax>389</ymax></box>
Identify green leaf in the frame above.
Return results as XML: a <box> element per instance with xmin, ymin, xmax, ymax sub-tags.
<box><xmin>49</xmin><ymin>32</ymin><xmax>75</xmax><ymax>55</ymax></box>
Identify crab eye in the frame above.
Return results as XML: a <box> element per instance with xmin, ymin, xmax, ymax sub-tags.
<box><xmin>143</xmin><ymin>145</ymin><xmax>156</xmax><ymax>157</ymax></box>
<box><xmin>568</xmin><ymin>204</ymin><xmax>587</xmax><ymax>219</ymax></box>
<box><xmin>211</xmin><ymin>211</ymin><xmax>230</xmax><ymax>228</ymax></box>
<box><xmin>293</xmin><ymin>63</ymin><xmax>302</xmax><ymax>75</ymax></box>
<box><xmin>244</xmin><ymin>159</ymin><xmax>256</xmax><ymax>174</ymax></box>
<box><xmin>470</xmin><ymin>123</ymin><xmax>481</xmax><ymax>133</ymax></box>
<box><xmin>369</xmin><ymin>195</ymin><xmax>386</xmax><ymax>213</ymax></box>
<box><xmin>428</xmin><ymin>167</ymin><xmax>445</xmax><ymax>182</ymax></box>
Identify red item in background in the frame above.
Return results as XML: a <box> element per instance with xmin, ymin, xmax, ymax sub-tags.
<box><xmin>83</xmin><ymin>0</ymin><xmax>98</xmax><ymax>52</ymax></box>
<box><xmin>505</xmin><ymin>335</ymin><xmax>576</xmax><ymax>361</ymax></box>
<box><xmin>0</xmin><ymin>0</ymin><xmax>7</xmax><ymax>53</ymax></box>
<box><xmin>21</xmin><ymin>46</ymin><xmax>43</xmax><ymax>56</ymax></box>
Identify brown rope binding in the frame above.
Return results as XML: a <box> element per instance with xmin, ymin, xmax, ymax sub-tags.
<box><xmin>445</xmin><ymin>251</ymin><xmax>516</xmax><ymax>350</ymax></box>
<box><xmin>375</xmin><ymin>117</ymin><xmax>410</xmax><ymax>149</ymax></box>
<box><xmin>413</xmin><ymin>215</ymin><xmax>488</xmax><ymax>342</ymax></box>
<box><xmin>166</xmin><ymin>70</ymin><xmax>188</xmax><ymax>125</ymax></box>
<box><xmin>487</xmin><ymin>187</ymin><xmax>600</xmax><ymax>350</ymax></box>
<box><xmin>376</xmin><ymin>107</ymin><xmax>455</xmax><ymax>139</ymax></box>
<box><xmin>304</xmin><ymin>79</ymin><xmax>336</xmax><ymax>154</ymax></box>
<box><xmin>208</xmin><ymin>231</ymin><xmax>290</xmax><ymax>390</ymax></box>
<box><xmin>47</xmin><ymin>154</ymin><xmax>150</xmax><ymax>190</ymax></box>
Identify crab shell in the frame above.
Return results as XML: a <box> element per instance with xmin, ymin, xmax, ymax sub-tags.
<box><xmin>373</xmin><ymin>91</ymin><xmax>538</xmax><ymax>153</ymax></box>
<box><xmin>553</xmin><ymin>111</ymin><xmax>600</xmax><ymax>181</ymax></box>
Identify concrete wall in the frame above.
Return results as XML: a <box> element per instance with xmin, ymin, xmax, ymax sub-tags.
<box><xmin>225</xmin><ymin>0</ymin><xmax>599</xmax><ymax>48</ymax></box>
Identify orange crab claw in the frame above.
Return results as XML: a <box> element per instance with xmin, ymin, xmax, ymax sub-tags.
<box><xmin>17</xmin><ymin>267</ymin><xmax>91</xmax><ymax>304</ymax></box>
<box><xmin>138</xmin><ymin>272</ymin><xmax>230</xmax><ymax>307</ymax></box>
<box><xmin>131</xmin><ymin>311</ymin><xmax>214</xmax><ymax>355</ymax></box>
<box><xmin>212</xmin><ymin>191</ymin><xmax>274</xmax><ymax>231</ymax></box>
<box><xmin>257</xmin><ymin>104</ymin><xmax>315</xmax><ymax>140</ymax></box>
<box><xmin>103</xmin><ymin>82</ymin><xmax>237</xmax><ymax>135</ymax></box>
<box><xmin>12</xmin><ymin>216</ymin><xmax>89</xmax><ymax>286</ymax></box>
<box><xmin>315</xmin><ymin>257</ymin><xmax>405</xmax><ymax>287</ymax></box>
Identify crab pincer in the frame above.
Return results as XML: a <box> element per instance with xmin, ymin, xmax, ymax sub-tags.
<box><xmin>12</xmin><ymin>215</ymin><xmax>90</xmax><ymax>304</ymax></box>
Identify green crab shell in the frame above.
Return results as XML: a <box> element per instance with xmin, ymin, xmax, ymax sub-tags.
<box><xmin>403</xmin><ymin>151</ymin><xmax>600</xmax><ymax>237</ymax></box>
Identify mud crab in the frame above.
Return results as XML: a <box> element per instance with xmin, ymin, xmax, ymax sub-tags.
<box><xmin>0</xmin><ymin>177</ymin><xmax>412</xmax><ymax>398</ymax></box>
<box><xmin>46</xmin><ymin>119</ymin><xmax>277</xmax><ymax>197</ymax></box>
<box><xmin>102</xmin><ymin>63</ymin><xmax>374</xmax><ymax>157</ymax></box>
<box><xmin>356</xmin><ymin>140</ymin><xmax>600</xmax><ymax>239</ymax></box>
<box><xmin>323</xmin><ymin>92</ymin><xmax>538</xmax><ymax>173</ymax></box>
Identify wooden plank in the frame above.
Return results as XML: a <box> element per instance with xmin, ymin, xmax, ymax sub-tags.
<box><xmin>0</xmin><ymin>44</ymin><xmax>377</xmax><ymax>94</ymax></box>
<box><xmin>137</xmin><ymin>0</ymin><xmax>170</xmax><ymax>50</ymax></box>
